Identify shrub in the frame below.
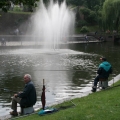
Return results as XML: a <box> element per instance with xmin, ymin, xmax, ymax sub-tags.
<box><xmin>76</xmin><ymin>20</ymin><xmax>88</xmax><ymax>27</ymax></box>
<box><xmin>80</xmin><ymin>26</ymin><xmax>89</xmax><ymax>34</ymax></box>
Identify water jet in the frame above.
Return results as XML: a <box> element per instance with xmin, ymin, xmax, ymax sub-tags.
<box><xmin>28</xmin><ymin>0</ymin><xmax>75</xmax><ymax>49</ymax></box>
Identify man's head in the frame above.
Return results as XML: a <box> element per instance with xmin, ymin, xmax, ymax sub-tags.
<box><xmin>24</xmin><ymin>74</ymin><xmax>31</xmax><ymax>84</ymax></box>
<box><xmin>100</xmin><ymin>57</ymin><xmax>107</xmax><ymax>61</ymax></box>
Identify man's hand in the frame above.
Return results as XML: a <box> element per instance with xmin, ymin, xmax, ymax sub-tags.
<box><xmin>14</xmin><ymin>94</ymin><xmax>18</xmax><ymax>98</ymax></box>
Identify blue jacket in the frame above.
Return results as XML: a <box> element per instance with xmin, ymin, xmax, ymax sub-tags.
<box><xmin>97</xmin><ymin>61</ymin><xmax>112</xmax><ymax>79</ymax></box>
<box><xmin>18</xmin><ymin>81</ymin><xmax>37</xmax><ymax>107</ymax></box>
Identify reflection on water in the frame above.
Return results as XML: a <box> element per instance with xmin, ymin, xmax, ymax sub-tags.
<box><xmin>0</xmin><ymin>42</ymin><xmax>120</xmax><ymax>116</ymax></box>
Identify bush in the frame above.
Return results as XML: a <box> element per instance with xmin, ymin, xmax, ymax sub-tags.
<box><xmin>87</xmin><ymin>11</ymin><xmax>97</xmax><ymax>25</ymax></box>
<box><xmin>76</xmin><ymin>20</ymin><xmax>88</xmax><ymax>27</ymax></box>
<box><xmin>80</xmin><ymin>26</ymin><xmax>89</xmax><ymax>34</ymax></box>
<box><xmin>12</xmin><ymin>5</ymin><xmax>23</xmax><ymax>12</ymax></box>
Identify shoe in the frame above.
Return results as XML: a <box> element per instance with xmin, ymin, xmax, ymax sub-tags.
<box><xmin>10</xmin><ymin>111</ymin><xmax>18</xmax><ymax>116</ymax></box>
<box><xmin>102</xmin><ymin>87</ymin><xmax>105</xmax><ymax>89</ymax></box>
<box><xmin>91</xmin><ymin>88</ymin><xmax>96</xmax><ymax>92</ymax></box>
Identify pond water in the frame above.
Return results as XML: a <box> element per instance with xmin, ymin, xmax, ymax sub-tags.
<box><xmin>0</xmin><ymin>41</ymin><xmax>120</xmax><ymax>117</ymax></box>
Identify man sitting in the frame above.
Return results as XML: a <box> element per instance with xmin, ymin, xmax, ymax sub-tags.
<box><xmin>91</xmin><ymin>57</ymin><xmax>112</xmax><ymax>92</ymax></box>
<box><xmin>10</xmin><ymin>74</ymin><xmax>37</xmax><ymax>116</ymax></box>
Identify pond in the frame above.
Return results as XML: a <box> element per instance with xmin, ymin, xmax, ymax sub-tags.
<box><xmin>0</xmin><ymin>41</ymin><xmax>119</xmax><ymax>117</ymax></box>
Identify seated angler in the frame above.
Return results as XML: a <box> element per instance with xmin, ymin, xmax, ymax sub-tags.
<box><xmin>10</xmin><ymin>74</ymin><xmax>37</xmax><ymax>116</ymax></box>
<box><xmin>91</xmin><ymin>57</ymin><xmax>112</xmax><ymax>92</ymax></box>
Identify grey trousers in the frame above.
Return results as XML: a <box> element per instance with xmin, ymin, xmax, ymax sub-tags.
<box><xmin>11</xmin><ymin>96</ymin><xmax>21</xmax><ymax>112</ymax></box>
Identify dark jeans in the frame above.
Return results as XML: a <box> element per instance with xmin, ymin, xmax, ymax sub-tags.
<box><xmin>93</xmin><ymin>75</ymin><xmax>108</xmax><ymax>87</ymax></box>
<box><xmin>93</xmin><ymin>75</ymin><xmax>100</xmax><ymax>87</ymax></box>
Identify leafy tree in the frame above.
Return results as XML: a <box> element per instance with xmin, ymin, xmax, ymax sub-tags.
<box><xmin>102</xmin><ymin>0</ymin><xmax>120</xmax><ymax>32</ymax></box>
<box><xmin>80</xmin><ymin>7</ymin><xmax>97</xmax><ymax>25</ymax></box>
<box><xmin>0</xmin><ymin>0</ymin><xmax>11</xmax><ymax>12</ymax></box>
<box><xmin>0</xmin><ymin>0</ymin><xmax>39</xmax><ymax>12</ymax></box>
<box><xmin>9</xmin><ymin>0</ymin><xmax>39</xmax><ymax>6</ymax></box>
<box><xmin>76</xmin><ymin>20</ymin><xmax>88</xmax><ymax>27</ymax></box>
<box><xmin>83</xmin><ymin>0</ymin><xmax>105</xmax><ymax>10</ymax></box>
<box><xmin>80</xmin><ymin>7</ymin><xmax>90</xmax><ymax>17</ymax></box>
<box><xmin>88</xmin><ymin>11</ymin><xmax>97</xmax><ymax>24</ymax></box>
<box><xmin>66</xmin><ymin>0</ymin><xmax>84</xmax><ymax>6</ymax></box>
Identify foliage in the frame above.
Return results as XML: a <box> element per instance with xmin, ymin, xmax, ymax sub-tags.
<box><xmin>80</xmin><ymin>26</ymin><xmax>89</xmax><ymax>34</ymax></box>
<box><xmin>76</xmin><ymin>20</ymin><xmax>88</xmax><ymax>27</ymax></box>
<box><xmin>66</xmin><ymin>0</ymin><xmax>84</xmax><ymax>6</ymax></box>
<box><xmin>80</xmin><ymin>7</ymin><xmax>90</xmax><ymax>16</ymax></box>
<box><xmin>83</xmin><ymin>0</ymin><xmax>105</xmax><ymax>10</ymax></box>
<box><xmin>102</xmin><ymin>0</ymin><xmax>120</xmax><ymax>32</ymax></box>
<box><xmin>87</xmin><ymin>11</ymin><xmax>98</xmax><ymax>24</ymax></box>
<box><xmin>10</xmin><ymin>0</ymin><xmax>39</xmax><ymax>6</ymax></box>
<box><xmin>1</xmin><ymin>0</ymin><xmax>119</xmax><ymax>33</ymax></box>
<box><xmin>75</xmin><ymin>0</ymin><xmax>105</xmax><ymax>28</ymax></box>
<box><xmin>13</xmin><ymin>5</ymin><xmax>23</xmax><ymax>12</ymax></box>
<box><xmin>80</xmin><ymin>7</ymin><xmax>98</xmax><ymax>25</ymax></box>
<box><xmin>0</xmin><ymin>0</ymin><xmax>11</xmax><ymax>12</ymax></box>
<box><xmin>0</xmin><ymin>0</ymin><xmax>39</xmax><ymax>12</ymax></box>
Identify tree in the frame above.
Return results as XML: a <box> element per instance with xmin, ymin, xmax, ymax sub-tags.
<box><xmin>83</xmin><ymin>0</ymin><xmax>105</xmax><ymax>10</ymax></box>
<box><xmin>0</xmin><ymin>0</ymin><xmax>39</xmax><ymax>12</ymax></box>
<box><xmin>66</xmin><ymin>0</ymin><xmax>84</xmax><ymax>6</ymax></box>
<box><xmin>87</xmin><ymin>11</ymin><xmax>97</xmax><ymax>24</ymax></box>
<box><xmin>43</xmin><ymin>0</ymin><xmax>65</xmax><ymax>6</ymax></box>
<box><xmin>102</xmin><ymin>0</ymin><xmax>120</xmax><ymax>32</ymax></box>
<box><xmin>80</xmin><ymin>7</ymin><xmax>98</xmax><ymax>25</ymax></box>
<box><xmin>0</xmin><ymin>0</ymin><xmax>11</xmax><ymax>12</ymax></box>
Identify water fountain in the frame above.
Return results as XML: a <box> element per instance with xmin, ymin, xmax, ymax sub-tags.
<box><xmin>28</xmin><ymin>0</ymin><xmax>75</xmax><ymax>49</ymax></box>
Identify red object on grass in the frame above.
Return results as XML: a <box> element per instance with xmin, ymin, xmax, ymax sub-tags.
<box><xmin>41</xmin><ymin>79</ymin><xmax>46</xmax><ymax>110</ymax></box>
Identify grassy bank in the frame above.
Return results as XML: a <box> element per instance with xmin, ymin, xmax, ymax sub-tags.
<box><xmin>14</xmin><ymin>80</ymin><xmax>120</xmax><ymax>120</ymax></box>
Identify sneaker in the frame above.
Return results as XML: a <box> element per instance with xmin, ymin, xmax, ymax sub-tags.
<box><xmin>102</xmin><ymin>87</ymin><xmax>105</xmax><ymax>89</ymax></box>
<box><xmin>10</xmin><ymin>111</ymin><xmax>18</xmax><ymax>116</ymax></box>
<box><xmin>91</xmin><ymin>88</ymin><xmax>96</xmax><ymax>92</ymax></box>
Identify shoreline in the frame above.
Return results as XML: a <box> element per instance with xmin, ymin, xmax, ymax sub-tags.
<box><xmin>0</xmin><ymin>40</ymin><xmax>103</xmax><ymax>49</ymax></box>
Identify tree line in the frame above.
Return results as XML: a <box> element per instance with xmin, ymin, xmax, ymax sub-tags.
<box><xmin>0</xmin><ymin>0</ymin><xmax>120</xmax><ymax>33</ymax></box>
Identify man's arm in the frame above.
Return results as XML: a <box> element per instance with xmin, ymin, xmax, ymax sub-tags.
<box><xmin>97</xmin><ymin>67</ymin><xmax>102</xmax><ymax>74</ymax></box>
<box><xmin>17</xmin><ymin>84</ymin><xmax>33</xmax><ymax>98</ymax></box>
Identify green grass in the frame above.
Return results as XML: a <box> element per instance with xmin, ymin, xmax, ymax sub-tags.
<box><xmin>88</xmin><ymin>25</ymin><xmax>101</xmax><ymax>32</ymax></box>
<box><xmin>14</xmin><ymin>80</ymin><xmax>120</xmax><ymax>120</ymax></box>
<box><xmin>75</xmin><ymin>27</ymin><xmax>81</xmax><ymax>34</ymax></box>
